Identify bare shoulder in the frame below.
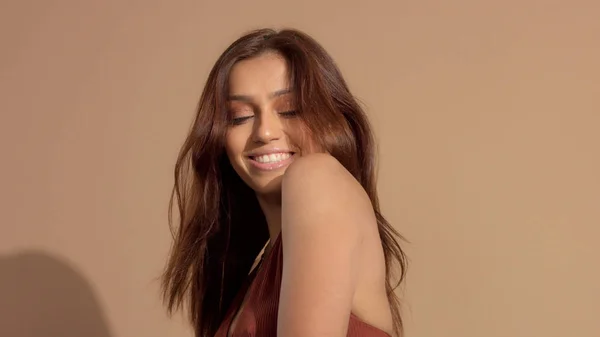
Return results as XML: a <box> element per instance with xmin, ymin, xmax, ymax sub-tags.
<box><xmin>282</xmin><ymin>152</ymin><xmax>349</xmax><ymax>186</ymax></box>
<box><xmin>277</xmin><ymin>153</ymin><xmax>380</xmax><ymax>336</ymax></box>
<box><xmin>281</xmin><ymin>153</ymin><xmax>375</xmax><ymax>237</ymax></box>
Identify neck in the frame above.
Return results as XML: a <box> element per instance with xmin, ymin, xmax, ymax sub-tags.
<box><xmin>256</xmin><ymin>192</ymin><xmax>282</xmax><ymax>249</ymax></box>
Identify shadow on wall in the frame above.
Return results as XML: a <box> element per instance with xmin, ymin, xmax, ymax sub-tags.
<box><xmin>0</xmin><ymin>251</ymin><xmax>112</xmax><ymax>337</ymax></box>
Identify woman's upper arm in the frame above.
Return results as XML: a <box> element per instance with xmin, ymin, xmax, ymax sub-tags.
<box><xmin>278</xmin><ymin>153</ymin><xmax>376</xmax><ymax>337</ymax></box>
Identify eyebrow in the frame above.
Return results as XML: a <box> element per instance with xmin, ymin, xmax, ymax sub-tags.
<box><xmin>228</xmin><ymin>88</ymin><xmax>293</xmax><ymax>102</ymax></box>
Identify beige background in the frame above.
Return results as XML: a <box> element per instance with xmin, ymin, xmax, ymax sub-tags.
<box><xmin>1</xmin><ymin>1</ymin><xmax>599</xmax><ymax>336</ymax></box>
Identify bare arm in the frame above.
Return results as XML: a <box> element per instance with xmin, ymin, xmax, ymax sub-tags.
<box><xmin>277</xmin><ymin>153</ymin><xmax>377</xmax><ymax>337</ymax></box>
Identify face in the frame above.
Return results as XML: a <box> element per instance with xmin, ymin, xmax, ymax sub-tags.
<box><xmin>225</xmin><ymin>52</ymin><xmax>308</xmax><ymax>196</ymax></box>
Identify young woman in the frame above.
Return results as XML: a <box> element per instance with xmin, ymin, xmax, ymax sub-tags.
<box><xmin>161</xmin><ymin>28</ymin><xmax>408</xmax><ymax>337</ymax></box>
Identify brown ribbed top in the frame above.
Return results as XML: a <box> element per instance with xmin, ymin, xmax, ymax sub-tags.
<box><xmin>214</xmin><ymin>233</ymin><xmax>391</xmax><ymax>337</ymax></box>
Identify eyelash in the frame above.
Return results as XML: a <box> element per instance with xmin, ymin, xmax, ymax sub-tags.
<box><xmin>231</xmin><ymin>116</ymin><xmax>252</xmax><ymax>125</ymax></box>
<box><xmin>230</xmin><ymin>110</ymin><xmax>297</xmax><ymax>125</ymax></box>
<box><xmin>279</xmin><ymin>110</ymin><xmax>297</xmax><ymax>118</ymax></box>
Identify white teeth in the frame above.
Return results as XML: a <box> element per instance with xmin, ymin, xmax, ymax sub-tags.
<box><xmin>254</xmin><ymin>152</ymin><xmax>291</xmax><ymax>163</ymax></box>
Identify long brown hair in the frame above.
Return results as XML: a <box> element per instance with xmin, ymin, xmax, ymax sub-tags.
<box><xmin>161</xmin><ymin>28</ymin><xmax>408</xmax><ymax>337</ymax></box>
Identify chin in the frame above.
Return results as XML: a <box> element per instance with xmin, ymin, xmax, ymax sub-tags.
<box><xmin>229</xmin><ymin>156</ymin><xmax>294</xmax><ymax>196</ymax></box>
<box><xmin>249</xmin><ymin>174</ymin><xmax>285</xmax><ymax>196</ymax></box>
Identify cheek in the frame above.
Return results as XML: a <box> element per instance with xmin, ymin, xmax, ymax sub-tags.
<box><xmin>285</xmin><ymin>122</ymin><xmax>321</xmax><ymax>154</ymax></box>
<box><xmin>225</xmin><ymin>127</ymin><xmax>253</xmax><ymax>168</ymax></box>
<box><xmin>225</xmin><ymin>130</ymin><xmax>242</xmax><ymax>160</ymax></box>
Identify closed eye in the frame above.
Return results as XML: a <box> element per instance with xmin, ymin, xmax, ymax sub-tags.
<box><xmin>231</xmin><ymin>115</ymin><xmax>254</xmax><ymax>125</ymax></box>
<box><xmin>279</xmin><ymin>110</ymin><xmax>297</xmax><ymax>118</ymax></box>
<box><xmin>230</xmin><ymin>110</ymin><xmax>296</xmax><ymax>125</ymax></box>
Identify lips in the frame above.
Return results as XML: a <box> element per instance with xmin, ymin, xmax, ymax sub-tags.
<box><xmin>250</xmin><ymin>152</ymin><xmax>292</xmax><ymax>163</ymax></box>
<box><xmin>247</xmin><ymin>151</ymin><xmax>295</xmax><ymax>171</ymax></box>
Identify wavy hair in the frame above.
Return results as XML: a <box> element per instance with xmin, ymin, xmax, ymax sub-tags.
<box><xmin>161</xmin><ymin>28</ymin><xmax>408</xmax><ymax>337</ymax></box>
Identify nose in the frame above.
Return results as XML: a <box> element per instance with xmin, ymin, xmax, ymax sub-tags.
<box><xmin>252</xmin><ymin>110</ymin><xmax>283</xmax><ymax>144</ymax></box>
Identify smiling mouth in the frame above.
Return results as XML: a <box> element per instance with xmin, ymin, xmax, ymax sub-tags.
<box><xmin>249</xmin><ymin>152</ymin><xmax>295</xmax><ymax>164</ymax></box>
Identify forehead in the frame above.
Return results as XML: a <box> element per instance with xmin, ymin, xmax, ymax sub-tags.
<box><xmin>228</xmin><ymin>52</ymin><xmax>290</xmax><ymax>95</ymax></box>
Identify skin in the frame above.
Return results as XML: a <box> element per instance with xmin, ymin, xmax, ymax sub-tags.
<box><xmin>225</xmin><ymin>52</ymin><xmax>393</xmax><ymax>337</ymax></box>
<box><xmin>226</xmin><ymin>51</ymin><xmax>305</xmax><ymax>241</ymax></box>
